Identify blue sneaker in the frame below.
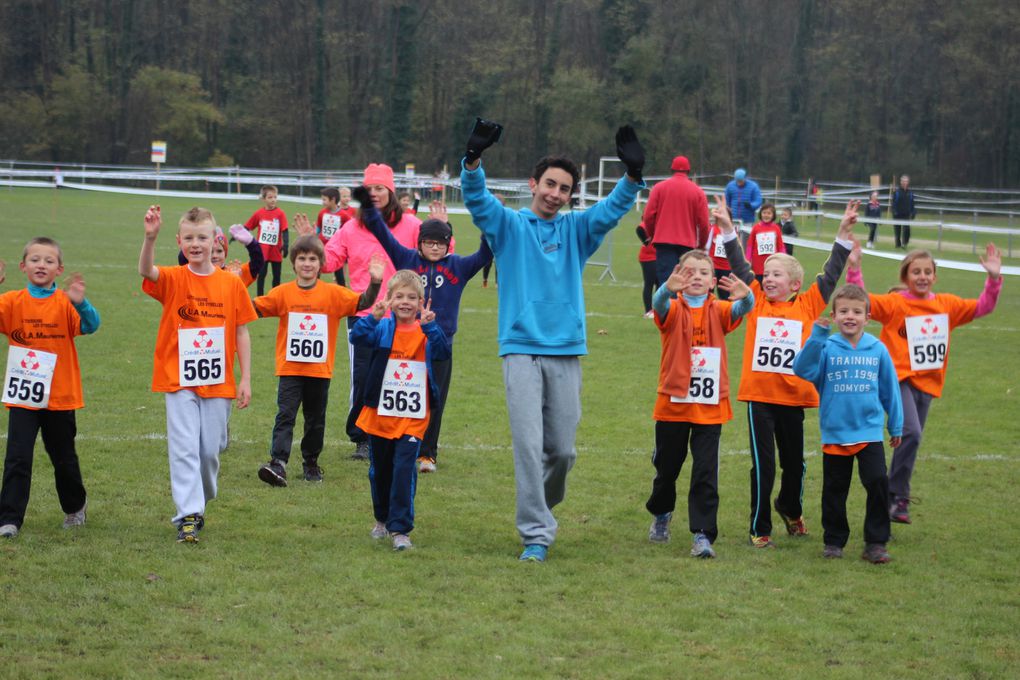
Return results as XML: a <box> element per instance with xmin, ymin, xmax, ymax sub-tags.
<box><xmin>648</xmin><ymin>512</ymin><xmax>672</xmax><ymax>543</ymax></box>
<box><xmin>690</xmin><ymin>532</ymin><xmax>716</xmax><ymax>559</ymax></box>
<box><xmin>519</xmin><ymin>544</ymin><xmax>548</xmax><ymax>562</ymax></box>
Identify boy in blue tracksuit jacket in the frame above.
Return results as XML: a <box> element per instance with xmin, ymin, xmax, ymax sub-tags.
<box><xmin>460</xmin><ymin>121</ymin><xmax>646</xmax><ymax>561</ymax></box>
<box><xmin>793</xmin><ymin>284</ymin><xmax>903</xmax><ymax>564</ymax></box>
<box><xmin>356</xmin><ymin>185</ymin><xmax>492</xmax><ymax>473</ymax></box>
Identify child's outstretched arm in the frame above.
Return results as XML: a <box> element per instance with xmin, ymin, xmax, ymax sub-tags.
<box><xmin>0</xmin><ymin>259</ymin><xmax>5</xmax><ymax>285</ymax></box>
<box><xmin>421</xmin><ymin>298</ymin><xmax>452</xmax><ymax>361</ymax></box>
<box><xmin>357</xmin><ymin>254</ymin><xmax>385</xmax><ymax>311</ymax></box>
<box><xmin>230</xmin><ymin>223</ymin><xmax>265</xmax><ymax>278</ymax></box>
<box><xmin>792</xmin><ymin>316</ymin><xmax>831</xmax><ymax>387</ymax></box>
<box><xmin>844</xmin><ymin>238</ymin><xmax>865</xmax><ymax>288</ymax></box>
<box><xmin>235</xmin><ymin>324</ymin><xmax>251</xmax><ymax>409</ymax></box>
<box><xmin>712</xmin><ymin>194</ymin><xmax>754</xmax><ymax>285</ymax></box>
<box><xmin>64</xmin><ymin>272</ymin><xmax>100</xmax><ymax>334</ymax></box>
<box><xmin>878</xmin><ymin>347</ymin><xmax>903</xmax><ymax>448</ymax></box>
<box><xmin>651</xmin><ymin>264</ymin><xmax>692</xmax><ymax>318</ymax></box>
<box><xmin>813</xmin><ymin>201</ymin><xmax>858</xmax><ymax>302</ymax></box>
<box><xmin>139</xmin><ymin>205</ymin><xmax>161</xmax><ymax>282</ymax></box>
<box><xmin>354</xmin><ymin>186</ymin><xmax>416</xmax><ymax>269</ymax></box>
<box><xmin>718</xmin><ymin>274</ymin><xmax>755</xmax><ymax>321</ymax></box>
<box><xmin>976</xmin><ymin>242</ymin><xmax>1003</xmax><ymax>318</ymax></box>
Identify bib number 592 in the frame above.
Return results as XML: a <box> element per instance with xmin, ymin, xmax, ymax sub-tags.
<box><xmin>182</xmin><ymin>358</ymin><xmax>222</xmax><ymax>382</ymax></box>
<box><xmin>6</xmin><ymin>376</ymin><xmax>44</xmax><ymax>405</ymax></box>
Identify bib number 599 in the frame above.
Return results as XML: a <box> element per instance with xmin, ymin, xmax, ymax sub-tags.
<box><xmin>912</xmin><ymin>342</ymin><xmax>946</xmax><ymax>366</ymax></box>
<box><xmin>6</xmin><ymin>376</ymin><xmax>44</xmax><ymax>405</ymax></box>
<box><xmin>182</xmin><ymin>358</ymin><xmax>222</xmax><ymax>382</ymax></box>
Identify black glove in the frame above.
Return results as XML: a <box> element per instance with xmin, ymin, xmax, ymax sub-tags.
<box><xmin>635</xmin><ymin>225</ymin><xmax>650</xmax><ymax>245</ymax></box>
<box><xmin>352</xmin><ymin>185</ymin><xmax>372</xmax><ymax>207</ymax></box>
<box><xmin>464</xmin><ymin>118</ymin><xmax>503</xmax><ymax>164</ymax></box>
<box><xmin>616</xmin><ymin>125</ymin><xmax>645</xmax><ymax>182</ymax></box>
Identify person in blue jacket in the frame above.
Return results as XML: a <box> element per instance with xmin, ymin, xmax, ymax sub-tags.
<box><xmin>793</xmin><ymin>284</ymin><xmax>903</xmax><ymax>564</ymax></box>
<box><xmin>461</xmin><ymin>120</ymin><xmax>646</xmax><ymax>562</ymax></box>
<box><xmin>724</xmin><ymin>168</ymin><xmax>763</xmax><ymax>230</ymax></box>
<box><xmin>356</xmin><ymin>185</ymin><xmax>492</xmax><ymax>473</ymax></box>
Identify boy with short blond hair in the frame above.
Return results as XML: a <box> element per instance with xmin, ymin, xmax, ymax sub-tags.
<box><xmin>253</xmin><ymin>235</ymin><xmax>382</xmax><ymax>485</ymax></box>
<box><xmin>793</xmin><ymin>284</ymin><xmax>902</xmax><ymax>563</ymax></box>
<box><xmin>140</xmin><ymin>205</ymin><xmax>257</xmax><ymax>543</ymax></box>
<box><xmin>246</xmin><ymin>185</ymin><xmax>289</xmax><ymax>295</ymax></box>
<box><xmin>646</xmin><ymin>250</ymin><xmax>753</xmax><ymax>558</ymax></box>
<box><xmin>0</xmin><ymin>238</ymin><xmax>99</xmax><ymax>538</ymax></box>
<box><xmin>350</xmin><ymin>270</ymin><xmax>451</xmax><ymax>551</ymax></box>
<box><xmin>714</xmin><ymin>195</ymin><xmax>858</xmax><ymax>548</ymax></box>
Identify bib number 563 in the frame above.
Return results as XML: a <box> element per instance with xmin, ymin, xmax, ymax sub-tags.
<box><xmin>381</xmin><ymin>388</ymin><xmax>422</xmax><ymax>414</ymax></box>
<box><xmin>6</xmin><ymin>377</ymin><xmax>44</xmax><ymax>405</ymax></box>
<box><xmin>182</xmin><ymin>358</ymin><xmax>222</xmax><ymax>382</ymax></box>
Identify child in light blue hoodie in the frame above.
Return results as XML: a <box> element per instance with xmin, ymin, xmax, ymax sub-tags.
<box><xmin>793</xmin><ymin>284</ymin><xmax>902</xmax><ymax>564</ymax></box>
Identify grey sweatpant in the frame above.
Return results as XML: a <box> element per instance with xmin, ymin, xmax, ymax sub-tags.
<box><xmin>503</xmin><ymin>354</ymin><xmax>581</xmax><ymax>547</ymax></box>
<box><xmin>166</xmin><ymin>390</ymin><xmax>231</xmax><ymax>524</ymax></box>
<box><xmin>889</xmin><ymin>381</ymin><xmax>933</xmax><ymax>500</ymax></box>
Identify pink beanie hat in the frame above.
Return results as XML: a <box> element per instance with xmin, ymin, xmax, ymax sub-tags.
<box><xmin>363</xmin><ymin>163</ymin><xmax>396</xmax><ymax>194</ymax></box>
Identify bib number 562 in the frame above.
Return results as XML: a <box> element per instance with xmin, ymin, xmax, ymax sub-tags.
<box><xmin>6</xmin><ymin>376</ymin><xmax>44</xmax><ymax>405</ymax></box>
<box><xmin>182</xmin><ymin>358</ymin><xmax>222</xmax><ymax>382</ymax></box>
<box><xmin>756</xmin><ymin>346</ymin><xmax>795</xmax><ymax>369</ymax></box>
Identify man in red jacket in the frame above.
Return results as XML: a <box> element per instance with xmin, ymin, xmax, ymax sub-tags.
<box><xmin>642</xmin><ymin>155</ymin><xmax>711</xmax><ymax>286</ymax></box>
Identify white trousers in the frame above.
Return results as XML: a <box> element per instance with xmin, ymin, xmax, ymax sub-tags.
<box><xmin>165</xmin><ymin>391</ymin><xmax>231</xmax><ymax>524</ymax></box>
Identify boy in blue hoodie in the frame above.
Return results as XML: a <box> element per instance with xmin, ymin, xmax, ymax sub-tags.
<box><xmin>353</xmin><ymin>186</ymin><xmax>492</xmax><ymax>473</ymax></box>
<box><xmin>793</xmin><ymin>284</ymin><xmax>903</xmax><ymax>563</ymax></box>
<box><xmin>461</xmin><ymin>120</ymin><xmax>646</xmax><ymax>562</ymax></box>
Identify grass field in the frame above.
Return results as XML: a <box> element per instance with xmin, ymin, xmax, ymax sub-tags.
<box><xmin>0</xmin><ymin>186</ymin><xmax>1018</xmax><ymax>678</ymax></box>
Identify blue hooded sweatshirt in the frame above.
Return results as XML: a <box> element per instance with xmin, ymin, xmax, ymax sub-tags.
<box><xmin>793</xmin><ymin>323</ymin><xmax>903</xmax><ymax>445</ymax></box>
<box><xmin>360</xmin><ymin>204</ymin><xmax>491</xmax><ymax>342</ymax></box>
<box><xmin>461</xmin><ymin>160</ymin><xmax>643</xmax><ymax>356</ymax></box>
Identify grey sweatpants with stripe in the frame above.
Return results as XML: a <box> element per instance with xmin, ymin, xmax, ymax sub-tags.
<box><xmin>503</xmin><ymin>354</ymin><xmax>581</xmax><ymax>548</ymax></box>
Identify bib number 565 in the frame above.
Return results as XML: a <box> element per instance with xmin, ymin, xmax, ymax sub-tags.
<box><xmin>6</xmin><ymin>377</ymin><xmax>44</xmax><ymax>405</ymax></box>
<box><xmin>182</xmin><ymin>358</ymin><xmax>222</xmax><ymax>382</ymax></box>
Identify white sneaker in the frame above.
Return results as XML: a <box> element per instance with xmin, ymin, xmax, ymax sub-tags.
<box><xmin>643</xmin><ymin>310</ymin><xmax>655</xmax><ymax>319</ymax></box>
<box><xmin>866</xmin><ymin>241</ymin><xmax>874</xmax><ymax>249</ymax></box>
<box><xmin>392</xmin><ymin>533</ymin><xmax>413</xmax><ymax>551</ymax></box>
<box><xmin>417</xmin><ymin>457</ymin><xmax>437</xmax><ymax>473</ymax></box>
<box><xmin>63</xmin><ymin>501</ymin><xmax>87</xmax><ymax>529</ymax></box>
<box><xmin>0</xmin><ymin>524</ymin><xmax>18</xmax><ymax>538</ymax></box>
<box><xmin>370</xmin><ymin>521</ymin><xmax>388</xmax><ymax>539</ymax></box>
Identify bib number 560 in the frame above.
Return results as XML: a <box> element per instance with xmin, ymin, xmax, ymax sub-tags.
<box><xmin>288</xmin><ymin>338</ymin><xmax>324</xmax><ymax>360</ymax></box>
<box><xmin>6</xmin><ymin>376</ymin><xmax>44</xmax><ymax>405</ymax></box>
<box><xmin>182</xmin><ymin>358</ymin><xmax>222</xmax><ymax>382</ymax></box>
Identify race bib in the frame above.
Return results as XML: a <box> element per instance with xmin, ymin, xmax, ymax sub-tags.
<box><xmin>756</xmin><ymin>231</ymin><xmax>777</xmax><ymax>256</ymax></box>
<box><xmin>752</xmin><ymin>317</ymin><xmax>803</xmax><ymax>375</ymax></box>
<box><xmin>712</xmin><ymin>235</ymin><xmax>726</xmax><ymax>259</ymax></box>
<box><xmin>669</xmin><ymin>347</ymin><xmax>721</xmax><ymax>405</ymax></box>
<box><xmin>905</xmin><ymin>313</ymin><xmax>949</xmax><ymax>371</ymax></box>
<box><xmin>286</xmin><ymin>312</ymin><xmax>327</xmax><ymax>363</ymax></box>
<box><xmin>377</xmin><ymin>359</ymin><xmax>427</xmax><ymax>419</ymax></box>
<box><xmin>3</xmin><ymin>346</ymin><xmax>57</xmax><ymax>408</ymax></box>
<box><xmin>258</xmin><ymin>219</ymin><xmax>280</xmax><ymax>246</ymax></box>
<box><xmin>320</xmin><ymin>214</ymin><xmax>342</xmax><ymax>240</ymax></box>
<box><xmin>178</xmin><ymin>327</ymin><xmax>226</xmax><ymax>387</ymax></box>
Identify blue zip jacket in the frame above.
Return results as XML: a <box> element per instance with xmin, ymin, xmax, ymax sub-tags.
<box><xmin>793</xmin><ymin>323</ymin><xmax>903</xmax><ymax>444</ymax></box>
<box><xmin>461</xmin><ymin>160</ymin><xmax>643</xmax><ymax>356</ymax></box>
<box><xmin>361</xmin><ymin>204</ymin><xmax>492</xmax><ymax>342</ymax></box>
<box><xmin>724</xmin><ymin>179</ymin><xmax>763</xmax><ymax>224</ymax></box>
<box><xmin>349</xmin><ymin>314</ymin><xmax>451</xmax><ymax>410</ymax></box>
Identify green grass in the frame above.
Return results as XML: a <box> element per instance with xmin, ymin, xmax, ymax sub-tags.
<box><xmin>0</xmin><ymin>187</ymin><xmax>1018</xmax><ymax>678</ymax></box>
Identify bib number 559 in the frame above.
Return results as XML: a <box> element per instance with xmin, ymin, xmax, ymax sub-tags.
<box><xmin>182</xmin><ymin>358</ymin><xmax>222</xmax><ymax>382</ymax></box>
<box><xmin>6</xmin><ymin>376</ymin><xmax>44</xmax><ymax>405</ymax></box>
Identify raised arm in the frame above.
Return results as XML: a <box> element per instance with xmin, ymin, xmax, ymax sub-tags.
<box><xmin>712</xmin><ymin>194</ymin><xmax>754</xmax><ymax>285</ymax></box>
<box><xmin>230</xmin><ymin>223</ymin><xmax>264</xmax><ymax>277</ymax></box>
<box><xmin>815</xmin><ymin>201</ymin><xmax>858</xmax><ymax>302</ymax></box>
<box><xmin>352</xmin><ymin>186</ymin><xmax>416</xmax><ymax>269</ymax></box>
<box><xmin>139</xmin><ymin>205</ymin><xmax>161</xmax><ymax>282</ymax></box>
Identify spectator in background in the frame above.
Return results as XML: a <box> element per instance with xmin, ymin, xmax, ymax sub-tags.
<box><xmin>892</xmin><ymin>175</ymin><xmax>916</xmax><ymax>249</ymax></box>
<box><xmin>725</xmin><ymin>168</ymin><xmax>762</xmax><ymax>240</ymax></box>
<box><xmin>642</xmin><ymin>155</ymin><xmax>710</xmax><ymax>287</ymax></box>
<box><xmin>865</xmin><ymin>191</ymin><xmax>883</xmax><ymax>248</ymax></box>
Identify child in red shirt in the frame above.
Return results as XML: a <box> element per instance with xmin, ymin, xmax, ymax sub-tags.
<box><xmin>350</xmin><ymin>270</ymin><xmax>451</xmax><ymax>551</ymax></box>
<box><xmin>0</xmin><ymin>238</ymin><xmax>100</xmax><ymax>538</ymax></box>
<box><xmin>245</xmin><ymin>184</ymin><xmax>289</xmax><ymax>295</ymax></box>
<box><xmin>253</xmin><ymin>236</ymin><xmax>382</xmax><ymax>485</ymax></box>
<box><xmin>316</xmin><ymin>187</ymin><xmax>350</xmax><ymax>286</ymax></box>
<box><xmin>745</xmin><ymin>204</ymin><xmax>785</xmax><ymax>281</ymax></box>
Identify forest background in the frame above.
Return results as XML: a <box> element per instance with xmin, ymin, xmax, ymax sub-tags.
<box><xmin>1</xmin><ymin>0</ymin><xmax>1018</xmax><ymax>187</ymax></box>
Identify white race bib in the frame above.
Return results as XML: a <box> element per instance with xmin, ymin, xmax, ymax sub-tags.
<box><xmin>712</xmin><ymin>234</ymin><xmax>726</xmax><ymax>259</ymax></box>
<box><xmin>377</xmin><ymin>359</ymin><xmax>427</xmax><ymax>419</ymax></box>
<box><xmin>756</xmin><ymin>231</ymin><xmax>777</xmax><ymax>256</ymax></box>
<box><xmin>258</xmin><ymin>219</ymin><xmax>280</xmax><ymax>246</ymax></box>
<box><xmin>905</xmin><ymin>313</ymin><xmax>949</xmax><ymax>371</ymax></box>
<box><xmin>669</xmin><ymin>347</ymin><xmax>721</xmax><ymax>405</ymax></box>
<box><xmin>3</xmin><ymin>346</ymin><xmax>57</xmax><ymax>408</ymax></box>
<box><xmin>178</xmin><ymin>327</ymin><xmax>226</xmax><ymax>387</ymax></box>
<box><xmin>752</xmin><ymin>317</ymin><xmax>803</xmax><ymax>375</ymax></box>
<box><xmin>320</xmin><ymin>214</ymin><xmax>342</xmax><ymax>240</ymax></box>
<box><xmin>286</xmin><ymin>312</ymin><xmax>327</xmax><ymax>363</ymax></box>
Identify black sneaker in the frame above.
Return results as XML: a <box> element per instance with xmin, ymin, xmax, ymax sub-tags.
<box><xmin>350</xmin><ymin>441</ymin><xmax>370</xmax><ymax>460</ymax></box>
<box><xmin>177</xmin><ymin>514</ymin><xmax>203</xmax><ymax>543</ymax></box>
<box><xmin>258</xmin><ymin>459</ymin><xmax>288</xmax><ymax>487</ymax></box>
<box><xmin>303</xmin><ymin>462</ymin><xmax>323</xmax><ymax>482</ymax></box>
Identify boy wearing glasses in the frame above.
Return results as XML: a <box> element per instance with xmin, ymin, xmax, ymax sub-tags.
<box><xmin>356</xmin><ymin>187</ymin><xmax>492</xmax><ymax>473</ymax></box>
